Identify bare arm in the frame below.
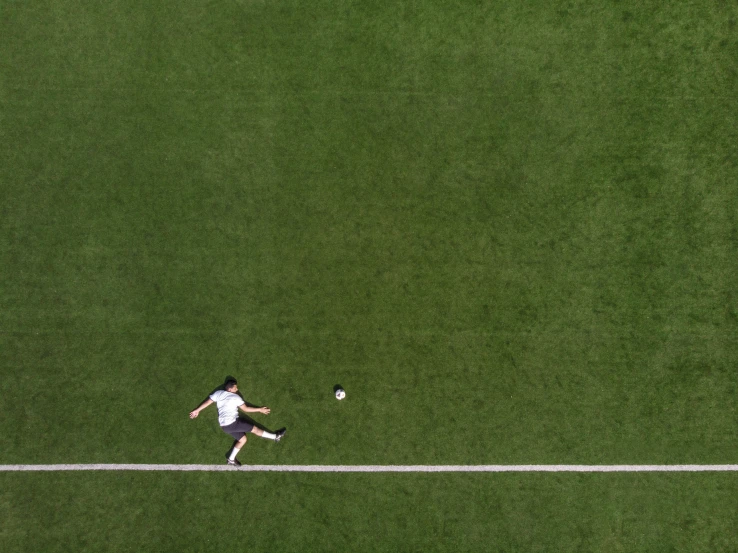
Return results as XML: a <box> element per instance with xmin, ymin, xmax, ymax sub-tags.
<box><xmin>239</xmin><ymin>404</ymin><xmax>270</xmax><ymax>415</ymax></box>
<box><xmin>189</xmin><ymin>398</ymin><xmax>214</xmax><ymax>419</ymax></box>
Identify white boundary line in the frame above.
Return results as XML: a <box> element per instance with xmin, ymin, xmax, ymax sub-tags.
<box><xmin>1</xmin><ymin>464</ymin><xmax>737</xmax><ymax>472</ymax></box>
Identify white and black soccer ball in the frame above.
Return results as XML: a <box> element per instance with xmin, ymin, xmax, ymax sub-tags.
<box><xmin>335</xmin><ymin>388</ymin><xmax>346</xmax><ymax>400</ymax></box>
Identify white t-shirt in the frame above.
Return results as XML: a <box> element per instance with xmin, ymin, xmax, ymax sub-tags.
<box><xmin>209</xmin><ymin>390</ymin><xmax>245</xmax><ymax>426</ymax></box>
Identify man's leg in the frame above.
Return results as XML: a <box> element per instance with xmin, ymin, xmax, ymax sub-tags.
<box><xmin>228</xmin><ymin>435</ymin><xmax>248</xmax><ymax>465</ymax></box>
<box><xmin>251</xmin><ymin>427</ymin><xmax>286</xmax><ymax>442</ymax></box>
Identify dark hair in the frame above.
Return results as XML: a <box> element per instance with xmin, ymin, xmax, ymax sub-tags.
<box><xmin>224</xmin><ymin>379</ymin><xmax>238</xmax><ymax>391</ymax></box>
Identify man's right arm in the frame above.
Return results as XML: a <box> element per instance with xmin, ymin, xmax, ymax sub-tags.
<box><xmin>189</xmin><ymin>398</ymin><xmax>214</xmax><ymax>419</ymax></box>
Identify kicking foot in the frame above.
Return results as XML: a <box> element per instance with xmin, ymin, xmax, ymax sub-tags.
<box><xmin>275</xmin><ymin>428</ymin><xmax>287</xmax><ymax>442</ymax></box>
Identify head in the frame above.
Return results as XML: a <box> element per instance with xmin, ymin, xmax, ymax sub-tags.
<box><xmin>224</xmin><ymin>379</ymin><xmax>238</xmax><ymax>393</ymax></box>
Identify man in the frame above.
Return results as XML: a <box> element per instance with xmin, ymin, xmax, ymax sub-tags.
<box><xmin>189</xmin><ymin>379</ymin><xmax>286</xmax><ymax>466</ymax></box>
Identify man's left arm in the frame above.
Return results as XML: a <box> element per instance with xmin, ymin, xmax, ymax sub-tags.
<box><xmin>239</xmin><ymin>404</ymin><xmax>271</xmax><ymax>415</ymax></box>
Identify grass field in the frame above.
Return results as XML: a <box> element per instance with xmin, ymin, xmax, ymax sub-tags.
<box><xmin>2</xmin><ymin>0</ymin><xmax>738</xmax><ymax>550</ymax></box>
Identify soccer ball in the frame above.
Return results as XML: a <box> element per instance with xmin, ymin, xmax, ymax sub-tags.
<box><xmin>335</xmin><ymin>388</ymin><xmax>346</xmax><ymax>400</ymax></box>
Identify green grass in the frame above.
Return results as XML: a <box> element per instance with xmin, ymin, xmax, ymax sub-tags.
<box><xmin>2</xmin><ymin>472</ymin><xmax>738</xmax><ymax>552</ymax></box>
<box><xmin>2</xmin><ymin>0</ymin><xmax>738</xmax><ymax>550</ymax></box>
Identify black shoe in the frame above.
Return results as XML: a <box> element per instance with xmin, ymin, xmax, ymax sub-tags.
<box><xmin>275</xmin><ymin>428</ymin><xmax>286</xmax><ymax>442</ymax></box>
<box><xmin>226</xmin><ymin>453</ymin><xmax>241</xmax><ymax>466</ymax></box>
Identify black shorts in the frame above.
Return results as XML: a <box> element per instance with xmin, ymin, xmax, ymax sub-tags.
<box><xmin>221</xmin><ymin>419</ymin><xmax>254</xmax><ymax>440</ymax></box>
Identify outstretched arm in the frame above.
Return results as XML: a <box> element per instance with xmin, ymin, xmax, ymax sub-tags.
<box><xmin>189</xmin><ymin>398</ymin><xmax>214</xmax><ymax>419</ymax></box>
<box><xmin>239</xmin><ymin>404</ymin><xmax>271</xmax><ymax>415</ymax></box>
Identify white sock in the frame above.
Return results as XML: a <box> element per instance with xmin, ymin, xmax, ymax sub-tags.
<box><xmin>229</xmin><ymin>447</ymin><xmax>241</xmax><ymax>461</ymax></box>
<box><xmin>262</xmin><ymin>431</ymin><xmax>276</xmax><ymax>440</ymax></box>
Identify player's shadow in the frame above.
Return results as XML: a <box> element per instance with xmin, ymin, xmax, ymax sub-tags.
<box><xmin>207</xmin><ymin>375</ymin><xmax>239</xmax><ymax>396</ymax></box>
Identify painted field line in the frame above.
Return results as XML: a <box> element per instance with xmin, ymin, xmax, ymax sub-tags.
<box><xmin>1</xmin><ymin>464</ymin><xmax>737</xmax><ymax>473</ymax></box>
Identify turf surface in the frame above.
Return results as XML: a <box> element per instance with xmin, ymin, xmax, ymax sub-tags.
<box><xmin>2</xmin><ymin>0</ymin><xmax>738</xmax><ymax>550</ymax></box>
<box><xmin>2</xmin><ymin>472</ymin><xmax>738</xmax><ymax>552</ymax></box>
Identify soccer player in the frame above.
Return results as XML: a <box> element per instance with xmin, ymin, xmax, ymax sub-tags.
<box><xmin>189</xmin><ymin>379</ymin><xmax>286</xmax><ymax>466</ymax></box>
